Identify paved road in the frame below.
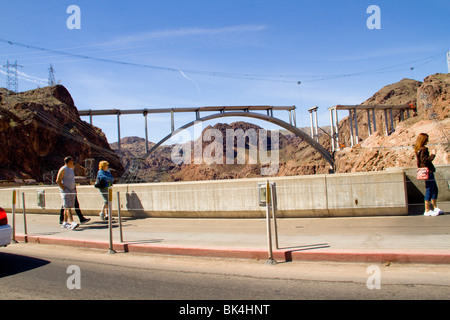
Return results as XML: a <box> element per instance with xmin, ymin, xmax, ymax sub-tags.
<box><xmin>1</xmin><ymin>243</ymin><xmax>449</xmax><ymax>302</ymax></box>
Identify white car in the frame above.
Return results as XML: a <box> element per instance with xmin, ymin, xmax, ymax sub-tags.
<box><xmin>0</xmin><ymin>207</ymin><xmax>12</xmax><ymax>247</ymax></box>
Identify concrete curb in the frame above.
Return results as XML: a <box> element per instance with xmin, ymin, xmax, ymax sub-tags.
<box><xmin>15</xmin><ymin>234</ymin><xmax>450</xmax><ymax>264</ymax></box>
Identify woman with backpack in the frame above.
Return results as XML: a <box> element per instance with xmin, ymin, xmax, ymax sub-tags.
<box><xmin>95</xmin><ymin>160</ymin><xmax>115</xmax><ymax>220</ymax></box>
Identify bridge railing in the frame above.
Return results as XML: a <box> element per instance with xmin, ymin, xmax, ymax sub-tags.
<box><xmin>78</xmin><ymin>105</ymin><xmax>297</xmax><ymax>155</ymax></box>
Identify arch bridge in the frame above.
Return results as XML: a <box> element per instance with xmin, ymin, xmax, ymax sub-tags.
<box><xmin>78</xmin><ymin>105</ymin><xmax>334</xmax><ymax>170</ymax></box>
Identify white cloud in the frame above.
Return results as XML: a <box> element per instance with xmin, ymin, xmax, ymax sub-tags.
<box><xmin>0</xmin><ymin>69</ymin><xmax>47</xmax><ymax>86</ymax></box>
<box><xmin>106</xmin><ymin>24</ymin><xmax>268</xmax><ymax>46</ymax></box>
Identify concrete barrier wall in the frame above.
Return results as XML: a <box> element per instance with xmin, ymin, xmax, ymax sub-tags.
<box><xmin>0</xmin><ymin>170</ymin><xmax>411</xmax><ymax>218</ymax></box>
<box><xmin>402</xmin><ymin>165</ymin><xmax>450</xmax><ymax>214</ymax></box>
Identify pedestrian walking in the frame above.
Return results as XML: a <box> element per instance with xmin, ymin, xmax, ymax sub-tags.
<box><xmin>56</xmin><ymin>156</ymin><xmax>79</xmax><ymax>229</ymax></box>
<box><xmin>59</xmin><ymin>196</ymin><xmax>90</xmax><ymax>225</ymax></box>
<box><xmin>414</xmin><ymin>133</ymin><xmax>443</xmax><ymax>216</ymax></box>
<box><xmin>95</xmin><ymin>160</ymin><xmax>115</xmax><ymax>220</ymax></box>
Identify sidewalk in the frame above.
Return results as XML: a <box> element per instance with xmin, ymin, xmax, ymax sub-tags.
<box><xmin>6</xmin><ymin>212</ymin><xmax>450</xmax><ymax>264</ymax></box>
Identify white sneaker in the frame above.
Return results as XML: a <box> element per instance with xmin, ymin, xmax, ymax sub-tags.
<box><xmin>70</xmin><ymin>222</ymin><xmax>79</xmax><ymax>230</ymax></box>
<box><xmin>61</xmin><ymin>222</ymin><xmax>70</xmax><ymax>228</ymax></box>
<box><xmin>99</xmin><ymin>212</ymin><xmax>105</xmax><ymax>220</ymax></box>
<box><xmin>424</xmin><ymin>210</ymin><xmax>438</xmax><ymax>217</ymax></box>
<box><xmin>433</xmin><ymin>207</ymin><xmax>444</xmax><ymax>215</ymax></box>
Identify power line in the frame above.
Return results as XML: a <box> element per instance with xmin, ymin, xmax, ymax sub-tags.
<box><xmin>0</xmin><ymin>38</ymin><xmax>297</xmax><ymax>84</ymax></box>
<box><xmin>0</xmin><ymin>38</ymin><xmax>447</xmax><ymax>85</ymax></box>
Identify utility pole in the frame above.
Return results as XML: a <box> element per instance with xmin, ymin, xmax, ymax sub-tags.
<box><xmin>48</xmin><ymin>64</ymin><xmax>56</xmax><ymax>86</ymax></box>
<box><xmin>2</xmin><ymin>60</ymin><xmax>22</xmax><ymax>101</ymax></box>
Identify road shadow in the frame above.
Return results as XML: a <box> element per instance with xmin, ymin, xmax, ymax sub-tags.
<box><xmin>122</xmin><ymin>239</ymin><xmax>164</xmax><ymax>252</ymax></box>
<box><xmin>73</xmin><ymin>220</ymin><xmax>120</xmax><ymax>231</ymax></box>
<box><xmin>0</xmin><ymin>252</ymin><xmax>50</xmax><ymax>278</ymax></box>
<box><xmin>123</xmin><ymin>239</ymin><xmax>164</xmax><ymax>244</ymax></box>
<box><xmin>279</xmin><ymin>243</ymin><xmax>330</xmax><ymax>262</ymax></box>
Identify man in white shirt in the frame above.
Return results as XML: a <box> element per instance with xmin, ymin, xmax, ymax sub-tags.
<box><xmin>56</xmin><ymin>156</ymin><xmax>79</xmax><ymax>230</ymax></box>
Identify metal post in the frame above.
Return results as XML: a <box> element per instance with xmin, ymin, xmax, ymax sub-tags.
<box><xmin>372</xmin><ymin>108</ymin><xmax>377</xmax><ymax>132</ymax></box>
<box><xmin>334</xmin><ymin>107</ymin><xmax>340</xmax><ymax>150</ymax></box>
<box><xmin>21</xmin><ymin>192</ymin><xmax>27</xmax><ymax>241</ymax></box>
<box><xmin>353</xmin><ymin>108</ymin><xmax>359</xmax><ymax>144</ymax></box>
<box><xmin>389</xmin><ymin>108</ymin><xmax>394</xmax><ymax>134</ymax></box>
<box><xmin>314</xmin><ymin>108</ymin><xmax>319</xmax><ymax>142</ymax></box>
<box><xmin>293</xmin><ymin>108</ymin><xmax>297</xmax><ymax>127</ymax></box>
<box><xmin>270</xmin><ymin>182</ymin><xmax>278</xmax><ymax>250</ymax></box>
<box><xmin>117</xmin><ymin>112</ymin><xmax>121</xmax><ymax>157</ymax></box>
<box><xmin>116</xmin><ymin>191</ymin><xmax>123</xmax><ymax>243</ymax></box>
<box><xmin>308</xmin><ymin>106</ymin><xmax>318</xmax><ymax>141</ymax></box>
<box><xmin>107</xmin><ymin>188</ymin><xmax>116</xmax><ymax>254</ymax></box>
<box><xmin>384</xmin><ymin>110</ymin><xmax>389</xmax><ymax>136</ymax></box>
<box><xmin>144</xmin><ymin>111</ymin><xmax>149</xmax><ymax>153</ymax></box>
<box><xmin>329</xmin><ymin>108</ymin><xmax>335</xmax><ymax>152</ymax></box>
<box><xmin>265</xmin><ymin>181</ymin><xmax>277</xmax><ymax>265</ymax></box>
<box><xmin>171</xmin><ymin>109</ymin><xmax>175</xmax><ymax>133</ymax></box>
<box><xmin>348</xmin><ymin>110</ymin><xmax>354</xmax><ymax>147</ymax></box>
<box><xmin>367</xmin><ymin>109</ymin><xmax>372</xmax><ymax>136</ymax></box>
<box><xmin>11</xmin><ymin>190</ymin><xmax>18</xmax><ymax>244</ymax></box>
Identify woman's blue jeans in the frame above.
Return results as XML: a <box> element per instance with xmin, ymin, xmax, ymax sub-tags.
<box><xmin>425</xmin><ymin>172</ymin><xmax>438</xmax><ymax>201</ymax></box>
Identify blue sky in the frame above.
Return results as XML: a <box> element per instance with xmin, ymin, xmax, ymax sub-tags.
<box><xmin>1</xmin><ymin>0</ymin><xmax>449</xmax><ymax>144</ymax></box>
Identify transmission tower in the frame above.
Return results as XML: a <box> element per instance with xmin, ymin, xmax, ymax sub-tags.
<box><xmin>2</xmin><ymin>60</ymin><xmax>22</xmax><ymax>101</ymax></box>
<box><xmin>84</xmin><ymin>158</ymin><xmax>95</xmax><ymax>182</ymax></box>
<box><xmin>48</xmin><ymin>64</ymin><xmax>56</xmax><ymax>86</ymax></box>
<box><xmin>119</xmin><ymin>157</ymin><xmax>145</xmax><ymax>184</ymax></box>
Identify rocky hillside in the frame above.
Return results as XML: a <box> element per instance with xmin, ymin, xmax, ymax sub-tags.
<box><xmin>0</xmin><ymin>85</ymin><xmax>123</xmax><ymax>182</ymax></box>
<box><xmin>335</xmin><ymin>73</ymin><xmax>450</xmax><ymax>172</ymax></box>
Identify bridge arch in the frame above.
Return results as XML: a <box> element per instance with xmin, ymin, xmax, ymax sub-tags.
<box><xmin>145</xmin><ymin>111</ymin><xmax>335</xmax><ymax>169</ymax></box>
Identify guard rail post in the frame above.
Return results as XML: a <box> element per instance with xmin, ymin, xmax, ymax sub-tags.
<box><xmin>107</xmin><ymin>187</ymin><xmax>116</xmax><ymax>254</ymax></box>
<box><xmin>270</xmin><ymin>182</ymin><xmax>279</xmax><ymax>250</ymax></box>
<box><xmin>265</xmin><ymin>181</ymin><xmax>277</xmax><ymax>265</ymax></box>
<box><xmin>11</xmin><ymin>189</ymin><xmax>18</xmax><ymax>244</ymax></box>
<box><xmin>21</xmin><ymin>192</ymin><xmax>28</xmax><ymax>242</ymax></box>
<box><xmin>116</xmin><ymin>191</ymin><xmax>123</xmax><ymax>243</ymax></box>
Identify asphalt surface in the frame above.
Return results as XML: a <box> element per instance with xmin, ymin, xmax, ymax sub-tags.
<box><xmin>2</xmin><ymin>244</ymin><xmax>450</xmax><ymax>300</ymax></box>
<box><xmin>5</xmin><ymin>212</ymin><xmax>450</xmax><ymax>264</ymax></box>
